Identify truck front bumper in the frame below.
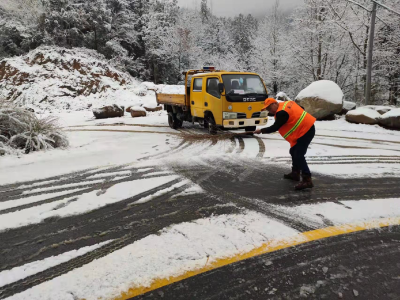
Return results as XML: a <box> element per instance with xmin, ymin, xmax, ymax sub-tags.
<box><xmin>222</xmin><ymin>118</ymin><xmax>268</xmax><ymax>128</ymax></box>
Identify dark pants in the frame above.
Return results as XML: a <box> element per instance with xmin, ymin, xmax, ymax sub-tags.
<box><xmin>290</xmin><ymin>125</ymin><xmax>315</xmax><ymax>176</ymax></box>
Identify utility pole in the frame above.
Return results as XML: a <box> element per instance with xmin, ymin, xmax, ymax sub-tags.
<box><xmin>365</xmin><ymin>1</ymin><xmax>377</xmax><ymax>106</ymax></box>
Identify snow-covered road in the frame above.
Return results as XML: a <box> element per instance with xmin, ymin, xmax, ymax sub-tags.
<box><xmin>1</xmin><ymin>112</ymin><xmax>400</xmax><ymax>300</ymax></box>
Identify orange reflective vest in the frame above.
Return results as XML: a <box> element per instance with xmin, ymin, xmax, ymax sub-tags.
<box><xmin>276</xmin><ymin>101</ymin><xmax>316</xmax><ymax>148</ymax></box>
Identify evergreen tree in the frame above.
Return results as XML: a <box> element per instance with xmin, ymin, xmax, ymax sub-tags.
<box><xmin>142</xmin><ymin>0</ymin><xmax>179</xmax><ymax>83</ymax></box>
<box><xmin>250</xmin><ymin>0</ymin><xmax>290</xmax><ymax>94</ymax></box>
<box><xmin>231</xmin><ymin>14</ymin><xmax>258</xmax><ymax>70</ymax></box>
<box><xmin>200</xmin><ymin>0</ymin><xmax>210</xmax><ymax>24</ymax></box>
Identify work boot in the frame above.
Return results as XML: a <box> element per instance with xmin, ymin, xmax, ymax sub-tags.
<box><xmin>295</xmin><ymin>175</ymin><xmax>314</xmax><ymax>190</ymax></box>
<box><xmin>284</xmin><ymin>169</ymin><xmax>300</xmax><ymax>181</ymax></box>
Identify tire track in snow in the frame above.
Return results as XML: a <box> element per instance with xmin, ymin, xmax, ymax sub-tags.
<box><xmin>309</xmin><ymin>160</ymin><xmax>400</xmax><ymax>165</ymax></box>
<box><xmin>272</xmin><ymin>155</ymin><xmax>400</xmax><ymax>160</ymax></box>
<box><xmin>66</xmin><ymin>129</ymin><xmax>180</xmax><ymax>136</ymax></box>
<box><xmin>270</xmin><ymin>155</ymin><xmax>400</xmax><ymax>165</ymax></box>
<box><xmin>236</xmin><ymin>137</ymin><xmax>245</xmax><ymax>154</ymax></box>
<box><xmin>0</xmin><ymin>167</ymin><xmax>98</xmax><ymax>195</ymax></box>
<box><xmin>67</xmin><ymin>124</ymin><xmax>170</xmax><ymax>129</ymax></box>
<box><xmin>254</xmin><ymin>136</ymin><xmax>266</xmax><ymax>158</ymax></box>
<box><xmin>0</xmin><ymin>165</ymin><xmax>133</xmax><ymax>197</ymax></box>
<box><xmin>0</xmin><ymin>178</ymin><xmax>186</xmax><ymax>269</ymax></box>
<box><xmin>316</xmin><ymin>134</ymin><xmax>400</xmax><ymax>145</ymax></box>
<box><xmin>226</xmin><ymin>137</ymin><xmax>237</xmax><ymax>154</ymax></box>
<box><xmin>0</xmin><ymin>166</ymin><xmax>161</xmax><ymax>202</ymax></box>
<box><xmin>171</xmin><ymin>158</ymin><xmax>400</xmax><ymax>207</ymax></box>
<box><xmin>0</xmin><ymin>186</ymin><xmax>239</xmax><ymax>299</ymax></box>
<box><xmin>138</xmin><ymin>139</ymin><xmax>188</xmax><ymax>161</ymax></box>
<box><xmin>313</xmin><ymin>142</ymin><xmax>400</xmax><ymax>152</ymax></box>
<box><xmin>0</xmin><ymin>172</ymin><xmax>175</xmax><ymax>215</ymax></box>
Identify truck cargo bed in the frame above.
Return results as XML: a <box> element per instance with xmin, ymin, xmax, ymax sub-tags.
<box><xmin>156</xmin><ymin>93</ymin><xmax>186</xmax><ymax>106</ymax></box>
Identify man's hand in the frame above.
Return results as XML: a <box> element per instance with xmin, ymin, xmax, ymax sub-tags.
<box><xmin>254</xmin><ymin>129</ymin><xmax>262</xmax><ymax>135</ymax></box>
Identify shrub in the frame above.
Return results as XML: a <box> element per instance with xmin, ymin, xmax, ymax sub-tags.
<box><xmin>0</xmin><ymin>100</ymin><xmax>69</xmax><ymax>155</ymax></box>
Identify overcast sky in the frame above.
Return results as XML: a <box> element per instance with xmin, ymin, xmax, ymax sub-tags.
<box><xmin>177</xmin><ymin>0</ymin><xmax>304</xmax><ymax>17</ymax></box>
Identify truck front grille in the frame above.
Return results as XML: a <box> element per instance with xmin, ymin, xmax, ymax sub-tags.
<box><xmin>237</xmin><ymin>113</ymin><xmax>247</xmax><ymax>119</ymax></box>
<box><xmin>252</xmin><ymin>112</ymin><xmax>261</xmax><ymax>118</ymax></box>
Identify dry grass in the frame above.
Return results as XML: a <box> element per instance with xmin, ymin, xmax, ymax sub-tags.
<box><xmin>0</xmin><ymin>99</ymin><xmax>69</xmax><ymax>155</ymax></box>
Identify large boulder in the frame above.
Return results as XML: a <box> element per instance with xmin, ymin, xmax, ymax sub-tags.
<box><xmin>144</xmin><ymin>105</ymin><xmax>162</xmax><ymax>112</ymax></box>
<box><xmin>130</xmin><ymin>106</ymin><xmax>147</xmax><ymax>118</ymax></box>
<box><xmin>340</xmin><ymin>101</ymin><xmax>357</xmax><ymax>115</ymax></box>
<box><xmin>295</xmin><ymin>80</ymin><xmax>344</xmax><ymax>120</ymax></box>
<box><xmin>378</xmin><ymin>108</ymin><xmax>400</xmax><ymax>129</ymax></box>
<box><xmin>345</xmin><ymin>107</ymin><xmax>381</xmax><ymax>125</ymax></box>
<box><xmin>93</xmin><ymin>105</ymin><xmax>124</xmax><ymax>119</ymax></box>
<box><xmin>365</xmin><ymin>105</ymin><xmax>394</xmax><ymax>115</ymax></box>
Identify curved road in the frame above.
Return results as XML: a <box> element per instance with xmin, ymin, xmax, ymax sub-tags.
<box><xmin>1</xmin><ymin>129</ymin><xmax>400</xmax><ymax>299</ymax></box>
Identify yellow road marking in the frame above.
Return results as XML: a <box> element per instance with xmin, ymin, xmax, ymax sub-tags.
<box><xmin>112</xmin><ymin>217</ymin><xmax>400</xmax><ymax>300</ymax></box>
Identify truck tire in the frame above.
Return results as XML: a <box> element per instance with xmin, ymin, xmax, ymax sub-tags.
<box><xmin>203</xmin><ymin>118</ymin><xmax>209</xmax><ymax>129</ymax></box>
<box><xmin>207</xmin><ymin>116</ymin><xmax>218</xmax><ymax>135</ymax></box>
<box><xmin>168</xmin><ymin>113</ymin><xmax>182</xmax><ymax>129</ymax></box>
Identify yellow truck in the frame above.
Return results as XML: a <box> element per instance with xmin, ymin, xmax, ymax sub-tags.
<box><xmin>156</xmin><ymin>67</ymin><xmax>269</xmax><ymax>134</ymax></box>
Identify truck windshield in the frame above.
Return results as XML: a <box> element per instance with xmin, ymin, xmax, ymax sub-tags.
<box><xmin>222</xmin><ymin>75</ymin><xmax>267</xmax><ymax>96</ymax></box>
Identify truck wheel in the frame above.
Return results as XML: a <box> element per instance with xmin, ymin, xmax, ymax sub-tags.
<box><xmin>168</xmin><ymin>113</ymin><xmax>182</xmax><ymax>129</ymax></box>
<box><xmin>203</xmin><ymin>118</ymin><xmax>209</xmax><ymax>129</ymax></box>
<box><xmin>176</xmin><ymin>119</ymin><xmax>183</xmax><ymax>128</ymax></box>
<box><xmin>207</xmin><ymin>116</ymin><xmax>218</xmax><ymax>135</ymax></box>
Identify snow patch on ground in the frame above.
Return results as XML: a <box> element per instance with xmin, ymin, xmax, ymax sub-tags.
<box><xmin>86</xmin><ymin>170</ymin><xmax>133</xmax><ymax>179</ymax></box>
<box><xmin>271</xmin><ymin>198</ymin><xmax>400</xmax><ymax>227</ymax></box>
<box><xmin>5</xmin><ymin>211</ymin><xmax>300</xmax><ymax>300</ymax></box>
<box><xmin>173</xmin><ymin>184</ymin><xmax>204</xmax><ymax>198</ymax></box>
<box><xmin>0</xmin><ymin>240</ymin><xmax>112</xmax><ymax>288</ymax></box>
<box><xmin>132</xmin><ymin>179</ymin><xmax>190</xmax><ymax>205</ymax></box>
<box><xmin>0</xmin><ymin>188</ymin><xmax>86</xmax><ymax>211</ymax></box>
<box><xmin>22</xmin><ymin>180</ymin><xmax>105</xmax><ymax>195</ymax></box>
<box><xmin>312</xmin><ymin>164</ymin><xmax>400</xmax><ymax>178</ymax></box>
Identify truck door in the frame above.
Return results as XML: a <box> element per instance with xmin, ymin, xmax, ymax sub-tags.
<box><xmin>190</xmin><ymin>77</ymin><xmax>205</xmax><ymax>118</ymax></box>
<box><xmin>205</xmin><ymin>77</ymin><xmax>222</xmax><ymax>125</ymax></box>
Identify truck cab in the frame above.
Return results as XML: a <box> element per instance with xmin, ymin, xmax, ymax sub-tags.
<box><xmin>156</xmin><ymin>68</ymin><xmax>269</xmax><ymax>134</ymax></box>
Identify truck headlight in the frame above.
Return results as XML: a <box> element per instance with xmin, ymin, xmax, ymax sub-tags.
<box><xmin>223</xmin><ymin>112</ymin><xmax>238</xmax><ymax>119</ymax></box>
<box><xmin>260</xmin><ymin>111</ymin><xmax>269</xmax><ymax>118</ymax></box>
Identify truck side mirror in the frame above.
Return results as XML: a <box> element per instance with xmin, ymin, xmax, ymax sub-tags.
<box><xmin>218</xmin><ymin>83</ymin><xmax>225</xmax><ymax>94</ymax></box>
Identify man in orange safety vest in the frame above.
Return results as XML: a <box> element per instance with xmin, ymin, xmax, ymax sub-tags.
<box><xmin>254</xmin><ymin>98</ymin><xmax>316</xmax><ymax>190</ymax></box>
